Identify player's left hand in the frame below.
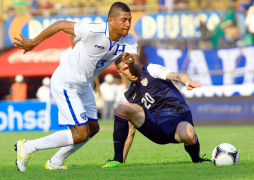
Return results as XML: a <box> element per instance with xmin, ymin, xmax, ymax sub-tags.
<box><xmin>121</xmin><ymin>52</ymin><xmax>135</xmax><ymax>66</ymax></box>
<box><xmin>186</xmin><ymin>81</ymin><xmax>201</xmax><ymax>90</ymax></box>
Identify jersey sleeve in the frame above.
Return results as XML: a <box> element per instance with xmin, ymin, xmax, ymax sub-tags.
<box><xmin>147</xmin><ymin>64</ymin><xmax>172</xmax><ymax>80</ymax></box>
<box><xmin>124</xmin><ymin>35</ymin><xmax>138</xmax><ymax>55</ymax></box>
<box><xmin>74</xmin><ymin>22</ymin><xmax>90</xmax><ymax>41</ymax></box>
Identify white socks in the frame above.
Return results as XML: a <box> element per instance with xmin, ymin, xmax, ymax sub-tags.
<box><xmin>24</xmin><ymin>130</ymin><xmax>74</xmax><ymax>154</ymax></box>
<box><xmin>50</xmin><ymin>137</ymin><xmax>91</xmax><ymax>166</ymax></box>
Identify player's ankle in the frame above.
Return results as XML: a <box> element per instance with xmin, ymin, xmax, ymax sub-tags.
<box><xmin>49</xmin><ymin>158</ymin><xmax>64</xmax><ymax>166</ymax></box>
<box><xmin>113</xmin><ymin>157</ymin><xmax>124</xmax><ymax>163</ymax></box>
<box><xmin>191</xmin><ymin>155</ymin><xmax>201</xmax><ymax>163</ymax></box>
<box><xmin>24</xmin><ymin>141</ymin><xmax>37</xmax><ymax>154</ymax></box>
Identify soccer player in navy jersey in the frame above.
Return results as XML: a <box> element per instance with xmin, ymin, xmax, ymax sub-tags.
<box><xmin>103</xmin><ymin>58</ymin><xmax>211</xmax><ymax>167</ymax></box>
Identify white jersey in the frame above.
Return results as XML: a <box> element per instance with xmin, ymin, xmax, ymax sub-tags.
<box><xmin>52</xmin><ymin>22</ymin><xmax>138</xmax><ymax>89</ymax></box>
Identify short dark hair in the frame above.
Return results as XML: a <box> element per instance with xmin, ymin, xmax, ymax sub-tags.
<box><xmin>115</xmin><ymin>57</ymin><xmax>123</xmax><ymax>70</ymax></box>
<box><xmin>108</xmin><ymin>2</ymin><xmax>130</xmax><ymax>18</ymax></box>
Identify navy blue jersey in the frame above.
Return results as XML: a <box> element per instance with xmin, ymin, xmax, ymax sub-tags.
<box><xmin>124</xmin><ymin>65</ymin><xmax>191</xmax><ymax>124</ymax></box>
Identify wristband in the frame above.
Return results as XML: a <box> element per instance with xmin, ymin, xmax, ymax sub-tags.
<box><xmin>186</xmin><ymin>82</ymin><xmax>190</xmax><ymax>86</ymax></box>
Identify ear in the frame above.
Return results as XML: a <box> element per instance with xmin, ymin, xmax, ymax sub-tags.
<box><xmin>117</xmin><ymin>69</ymin><xmax>122</xmax><ymax>76</ymax></box>
<box><xmin>108</xmin><ymin>17</ymin><xmax>113</xmax><ymax>25</ymax></box>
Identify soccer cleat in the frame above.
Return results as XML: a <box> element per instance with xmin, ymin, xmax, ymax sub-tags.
<box><xmin>15</xmin><ymin>140</ymin><xmax>32</xmax><ymax>172</ymax></box>
<box><xmin>102</xmin><ymin>159</ymin><xmax>124</xmax><ymax>168</ymax></box>
<box><xmin>197</xmin><ymin>154</ymin><xmax>212</xmax><ymax>163</ymax></box>
<box><xmin>45</xmin><ymin>159</ymin><xmax>68</xmax><ymax>170</ymax></box>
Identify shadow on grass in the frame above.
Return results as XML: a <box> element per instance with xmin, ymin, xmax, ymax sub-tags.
<box><xmin>128</xmin><ymin>161</ymin><xmax>192</xmax><ymax>166</ymax></box>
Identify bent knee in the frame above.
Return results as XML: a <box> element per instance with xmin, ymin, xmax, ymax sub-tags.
<box><xmin>74</xmin><ymin>133</ymin><xmax>90</xmax><ymax>144</ymax></box>
<box><xmin>182</xmin><ymin>130</ymin><xmax>196</xmax><ymax>144</ymax></box>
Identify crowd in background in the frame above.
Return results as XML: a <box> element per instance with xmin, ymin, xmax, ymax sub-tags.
<box><xmin>3</xmin><ymin>0</ymin><xmax>233</xmax><ymax>18</ymax></box>
<box><xmin>5</xmin><ymin>74</ymin><xmax>50</xmax><ymax>102</ymax></box>
<box><xmin>2</xmin><ymin>0</ymin><xmax>254</xmax><ymax>50</ymax></box>
<box><xmin>152</xmin><ymin>0</ymin><xmax>254</xmax><ymax>50</ymax></box>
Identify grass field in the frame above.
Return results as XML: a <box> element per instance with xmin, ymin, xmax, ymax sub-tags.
<box><xmin>0</xmin><ymin>122</ymin><xmax>253</xmax><ymax>180</ymax></box>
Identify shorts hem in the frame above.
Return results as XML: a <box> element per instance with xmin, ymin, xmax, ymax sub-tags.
<box><xmin>59</xmin><ymin>121</ymin><xmax>89</xmax><ymax>127</ymax></box>
<box><xmin>88</xmin><ymin>118</ymin><xmax>98</xmax><ymax>121</ymax></box>
<box><xmin>59</xmin><ymin>124</ymin><xmax>75</xmax><ymax>127</ymax></box>
<box><xmin>76</xmin><ymin>121</ymin><xmax>89</xmax><ymax>126</ymax></box>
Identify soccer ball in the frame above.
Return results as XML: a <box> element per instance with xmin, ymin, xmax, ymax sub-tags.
<box><xmin>212</xmin><ymin>143</ymin><xmax>239</xmax><ymax>166</ymax></box>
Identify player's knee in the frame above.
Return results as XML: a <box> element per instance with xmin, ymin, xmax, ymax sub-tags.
<box><xmin>182</xmin><ymin>129</ymin><xmax>196</xmax><ymax>144</ymax></box>
<box><xmin>177</xmin><ymin>122</ymin><xmax>196</xmax><ymax>144</ymax></box>
<box><xmin>74</xmin><ymin>132</ymin><xmax>90</xmax><ymax>144</ymax></box>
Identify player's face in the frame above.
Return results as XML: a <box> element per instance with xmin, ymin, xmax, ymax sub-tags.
<box><xmin>117</xmin><ymin>62</ymin><xmax>139</xmax><ymax>82</ymax></box>
<box><xmin>112</xmin><ymin>12</ymin><xmax>132</xmax><ymax>36</ymax></box>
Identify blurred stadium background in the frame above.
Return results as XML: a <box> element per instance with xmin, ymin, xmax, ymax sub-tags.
<box><xmin>0</xmin><ymin>0</ymin><xmax>254</xmax><ymax>133</ymax></box>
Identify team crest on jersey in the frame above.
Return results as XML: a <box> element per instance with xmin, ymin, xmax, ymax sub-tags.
<box><xmin>80</xmin><ymin>112</ymin><xmax>87</xmax><ymax>121</ymax></box>
<box><xmin>141</xmin><ymin>78</ymin><xmax>148</xmax><ymax>86</ymax></box>
<box><xmin>69</xmin><ymin>83</ymin><xmax>74</xmax><ymax>90</ymax></box>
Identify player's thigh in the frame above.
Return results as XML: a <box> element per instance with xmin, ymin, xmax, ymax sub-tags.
<box><xmin>116</xmin><ymin>102</ymin><xmax>145</xmax><ymax>128</ymax></box>
<box><xmin>51</xmin><ymin>81</ymin><xmax>89</xmax><ymax>127</ymax></box>
<box><xmin>174</xmin><ymin>121</ymin><xmax>195</xmax><ymax>143</ymax></box>
<box><xmin>79</xmin><ymin>86</ymin><xmax>100</xmax><ymax>134</ymax></box>
<box><xmin>79</xmin><ymin>86</ymin><xmax>98</xmax><ymax>121</ymax></box>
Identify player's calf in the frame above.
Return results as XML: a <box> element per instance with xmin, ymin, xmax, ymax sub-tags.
<box><xmin>88</xmin><ymin>121</ymin><xmax>100</xmax><ymax>137</ymax></box>
<box><xmin>175</xmin><ymin>121</ymin><xmax>203</xmax><ymax>163</ymax></box>
<box><xmin>184</xmin><ymin>134</ymin><xmax>200</xmax><ymax>163</ymax></box>
<box><xmin>69</xmin><ymin>124</ymin><xmax>90</xmax><ymax>144</ymax></box>
<box><xmin>113</xmin><ymin>113</ymin><xmax>129</xmax><ymax>163</ymax></box>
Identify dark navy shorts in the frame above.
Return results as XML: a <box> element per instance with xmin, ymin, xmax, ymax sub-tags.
<box><xmin>137</xmin><ymin>108</ymin><xmax>194</xmax><ymax>144</ymax></box>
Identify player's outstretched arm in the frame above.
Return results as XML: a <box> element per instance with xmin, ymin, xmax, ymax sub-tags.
<box><xmin>166</xmin><ymin>72</ymin><xmax>201</xmax><ymax>90</ymax></box>
<box><xmin>123</xmin><ymin>122</ymin><xmax>136</xmax><ymax>163</ymax></box>
<box><xmin>14</xmin><ymin>20</ymin><xmax>75</xmax><ymax>54</ymax></box>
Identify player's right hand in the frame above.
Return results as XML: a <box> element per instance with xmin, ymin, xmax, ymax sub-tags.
<box><xmin>121</xmin><ymin>52</ymin><xmax>135</xmax><ymax>66</ymax></box>
<box><xmin>14</xmin><ymin>34</ymin><xmax>37</xmax><ymax>54</ymax></box>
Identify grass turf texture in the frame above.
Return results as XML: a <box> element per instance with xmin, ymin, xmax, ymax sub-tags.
<box><xmin>0</xmin><ymin>123</ymin><xmax>253</xmax><ymax>180</ymax></box>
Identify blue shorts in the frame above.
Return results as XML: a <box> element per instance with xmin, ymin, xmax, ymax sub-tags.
<box><xmin>137</xmin><ymin>108</ymin><xmax>194</xmax><ymax>144</ymax></box>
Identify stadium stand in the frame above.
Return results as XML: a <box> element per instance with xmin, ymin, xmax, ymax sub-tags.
<box><xmin>0</xmin><ymin>0</ymin><xmax>234</xmax><ymax>19</ymax></box>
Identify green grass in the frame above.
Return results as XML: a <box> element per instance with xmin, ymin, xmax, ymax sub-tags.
<box><xmin>0</xmin><ymin>124</ymin><xmax>253</xmax><ymax>179</ymax></box>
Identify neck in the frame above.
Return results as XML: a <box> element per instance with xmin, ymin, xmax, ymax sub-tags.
<box><xmin>108</xmin><ymin>25</ymin><xmax>121</xmax><ymax>41</ymax></box>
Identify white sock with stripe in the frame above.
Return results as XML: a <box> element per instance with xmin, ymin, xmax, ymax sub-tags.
<box><xmin>50</xmin><ymin>137</ymin><xmax>91</xmax><ymax>166</ymax></box>
<box><xmin>24</xmin><ymin>130</ymin><xmax>74</xmax><ymax>154</ymax></box>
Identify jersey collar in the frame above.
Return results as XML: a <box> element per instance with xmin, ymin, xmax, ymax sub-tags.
<box><xmin>105</xmin><ymin>21</ymin><xmax>110</xmax><ymax>39</ymax></box>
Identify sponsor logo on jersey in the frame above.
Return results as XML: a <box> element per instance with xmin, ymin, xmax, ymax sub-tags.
<box><xmin>94</xmin><ymin>45</ymin><xmax>105</xmax><ymax>49</ymax></box>
<box><xmin>80</xmin><ymin>112</ymin><xmax>87</xmax><ymax>121</ymax></box>
<box><xmin>69</xmin><ymin>83</ymin><xmax>74</xmax><ymax>90</ymax></box>
<box><xmin>141</xmin><ymin>78</ymin><xmax>148</xmax><ymax>86</ymax></box>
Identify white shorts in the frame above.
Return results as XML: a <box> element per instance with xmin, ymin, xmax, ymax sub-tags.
<box><xmin>51</xmin><ymin>79</ymin><xmax>98</xmax><ymax>127</ymax></box>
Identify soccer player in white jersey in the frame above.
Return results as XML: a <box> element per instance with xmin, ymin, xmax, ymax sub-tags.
<box><xmin>13</xmin><ymin>2</ymin><xmax>141</xmax><ymax>172</ymax></box>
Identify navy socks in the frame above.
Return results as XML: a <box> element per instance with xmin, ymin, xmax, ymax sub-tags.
<box><xmin>184</xmin><ymin>135</ymin><xmax>201</xmax><ymax>163</ymax></box>
<box><xmin>113</xmin><ymin>113</ymin><xmax>129</xmax><ymax>163</ymax></box>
